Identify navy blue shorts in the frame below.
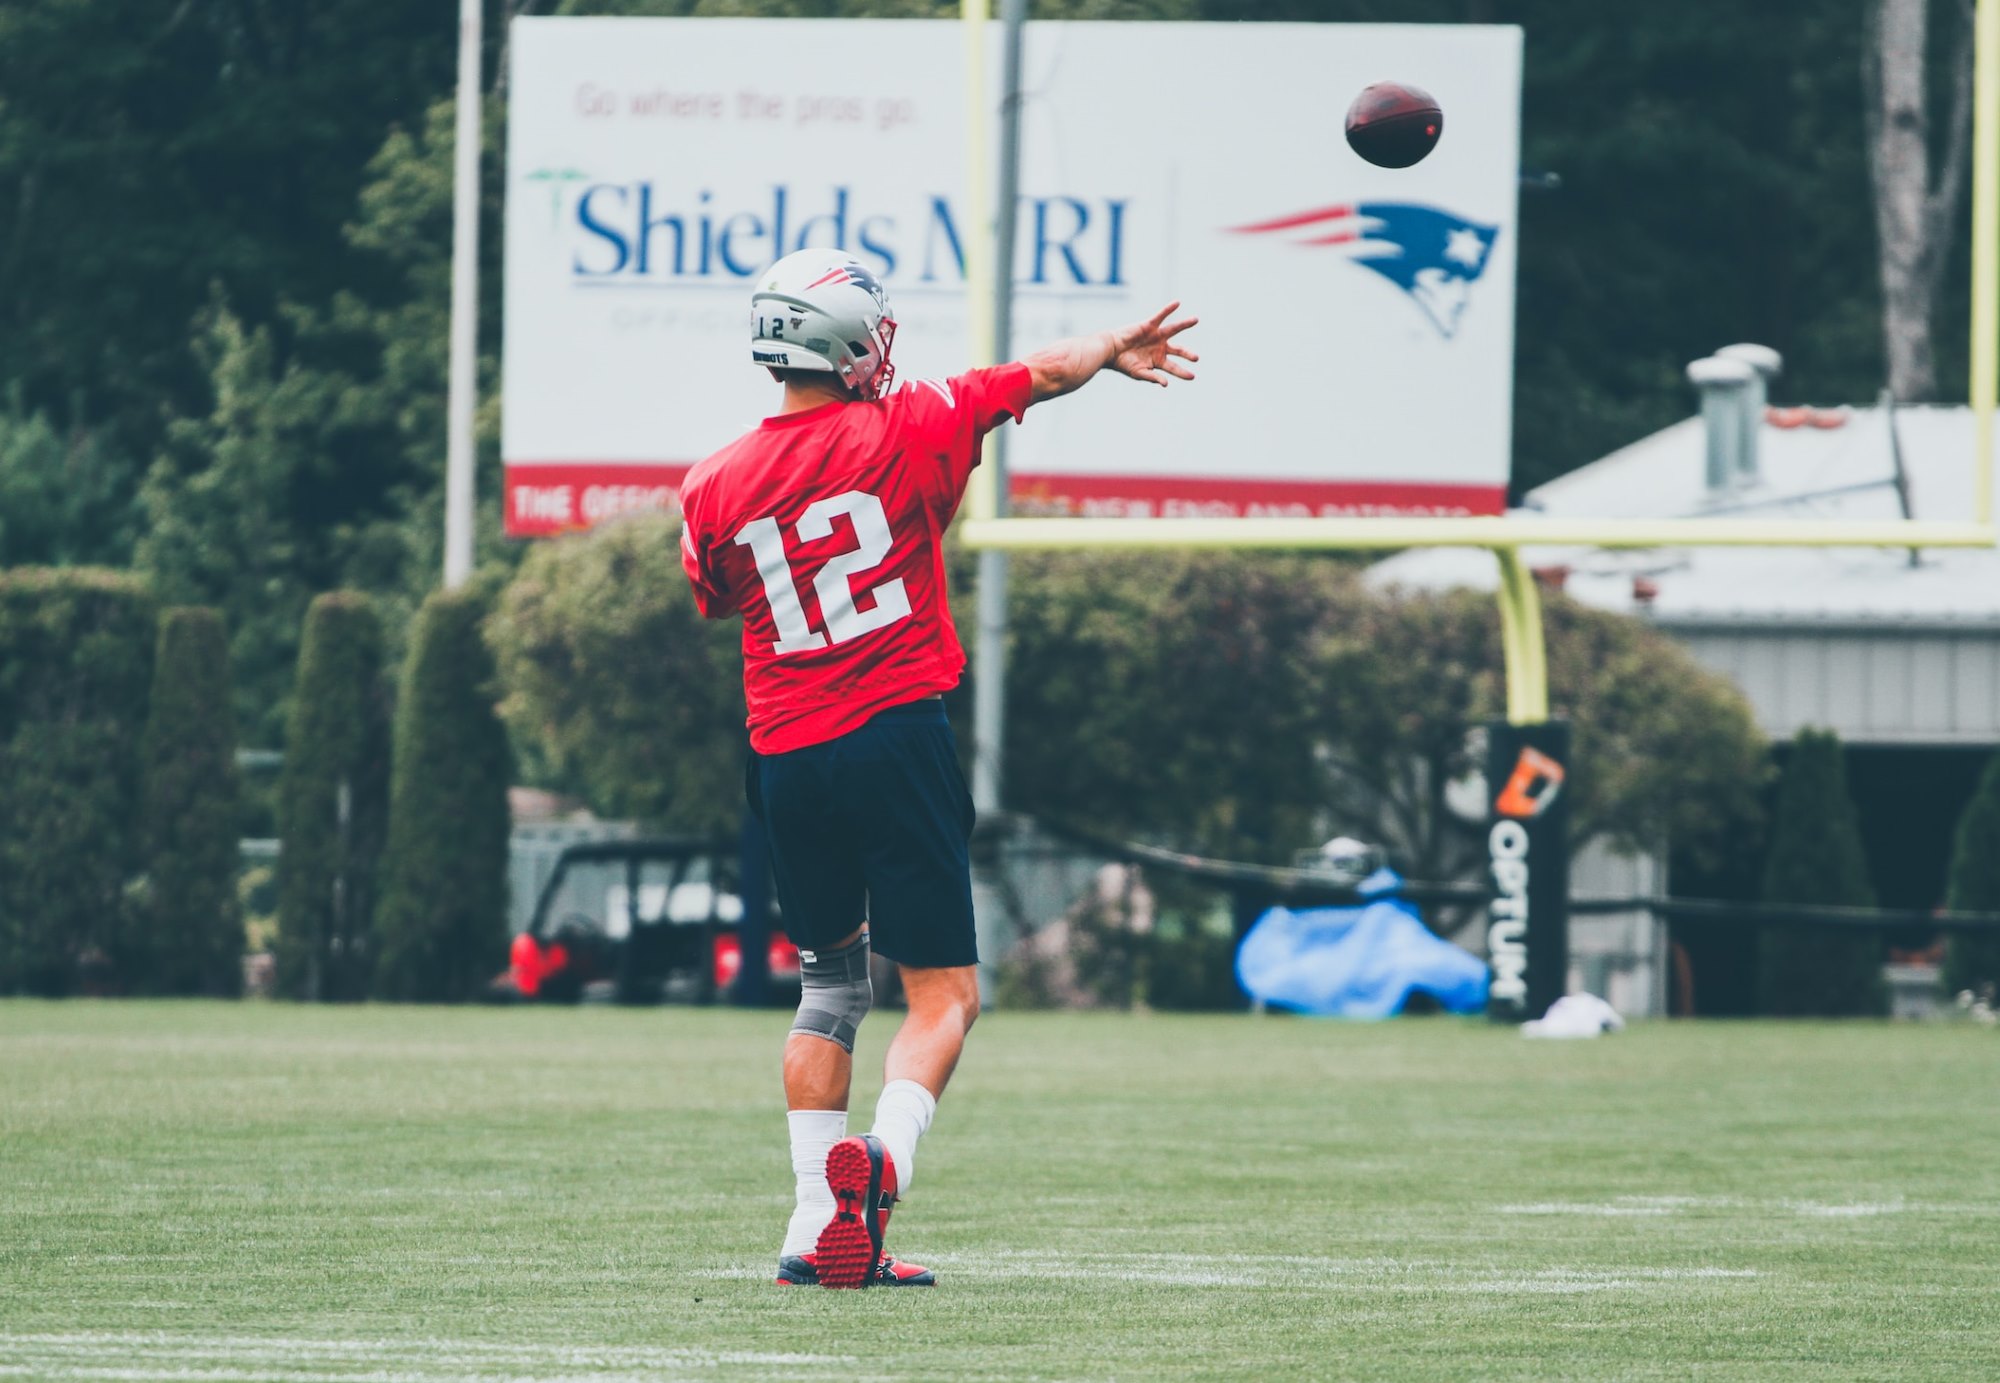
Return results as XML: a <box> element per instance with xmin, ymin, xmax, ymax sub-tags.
<box><xmin>746</xmin><ymin>698</ymin><xmax>978</xmax><ymax>970</ymax></box>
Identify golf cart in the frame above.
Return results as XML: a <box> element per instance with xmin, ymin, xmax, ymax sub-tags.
<box><xmin>498</xmin><ymin>835</ymin><xmax>801</xmax><ymax>1005</ymax></box>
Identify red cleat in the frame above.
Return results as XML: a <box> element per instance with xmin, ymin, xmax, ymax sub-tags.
<box><xmin>815</xmin><ymin>1134</ymin><xmax>897</xmax><ymax>1288</ymax></box>
<box><xmin>774</xmin><ymin>1252</ymin><xmax>934</xmax><ymax>1287</ymax></box>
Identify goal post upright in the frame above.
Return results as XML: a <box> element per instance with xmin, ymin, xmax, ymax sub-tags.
<box><xmin>1493</xmin><ymin>548</ymin><xmax>1549</xmax><ymax>725</ymax></box>
<box><xmin>1974</xmin><ymin>0</ymin><xmax>1998</xmax><ymax>527</ymax></box>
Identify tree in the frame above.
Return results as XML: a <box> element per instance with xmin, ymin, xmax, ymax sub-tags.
<box><xmin>0</xmin><ymin>569</ymin><xmax>157</xmax><ymax>995</ymax></box>
<box><xmin>1864</xmin><ymin>0</ymin><xmax>1975</xmax><ymax>401</ymax></box>
<box><xmin>276</xmin><ymin>592</ymin><xmax>391</xmax><ymax>1001</ymax></box>
<box><xmin>1310</xmin><ymin>588</ymin><xmax>1768</xmax><ymax>884</ymax></box>
<box><xmin>0</xmin><ymin>0</ymin><xmax>455</xmax><ymax>456</ymax></box>
<box><xmin>138</xmin><ymin>305</ymin><xmax>341</xmax><ymax>749</ymax></box>
<box><xmin>138</xmin><ymin>96</ymin><xmax>515</xmax><ymax>748</ymax></box>
<box><xmin>0</xmin><ymin>386</ymin><xmax>141</xmax><ymax>569</ymax></box>
<box><xmin>1002</xmin><ymin>550</ymin><xmax>1345</xmax><ymax>861</ymax></box>
<box><xmin>490</xmin><ymin>513</ymin><xmax>746</xmax><ymax>833</ymax></box>
<box><xmin>1943</xmin><ymin>751</ymin><xmax>2000</xmax><ymax>997</ymax></box>
<box><xmin>374</xmin><ymin>586</ymin><xmax>514</xmax><ymax>1002</ymax></box>
<box><xmin>1759</xmin><ymin>727</ymin><xmax>1886</xmax><ymax>1017</ymax></box>
<box><xmin>1310</xmin><ymin>586</ymin><xmax>1496</xmax><ymax>883</ymax></box>
<box><xmin>1541</xmin><ymin>596</ymin><xmax>1770</xmax><ymax>868</ymax></box>
<box><xmin>138</xmin><ymin>608</ymin><xmax>245</xmax><ymax>996</ymax></box>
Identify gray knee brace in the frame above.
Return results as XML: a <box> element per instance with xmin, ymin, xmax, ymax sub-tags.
<box><xmin>792</xmin><ymin>932</ymin><xmax>872</xmax><ymax>1052</ymax></box>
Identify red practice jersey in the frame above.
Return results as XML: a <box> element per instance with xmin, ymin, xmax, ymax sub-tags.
<box><xmin>679</xmin><ymin>364</ymin><xmax>1033</xmax><ymax>754</ymax></box>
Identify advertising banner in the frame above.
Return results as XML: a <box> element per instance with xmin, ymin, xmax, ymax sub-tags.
<box><xmin>1485</xmin><ymin>719</ymin><xmax>1572</xmax><ymax>1024</ymax></box>
<box><xmin>503</xmin><ymin>18</ymin><xmax>1522</xmax><ymax>536</ymax></box>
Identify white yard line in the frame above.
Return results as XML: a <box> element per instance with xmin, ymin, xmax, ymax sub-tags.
<box><xmin>1494</xmin><ymin>1195</ymin><xmax>1737</xmax><ymax>1216</ymax></box>
<box><xmin>708</xmin><ymin>1250</ymin><xmax>1765</xmax><ymax>1292</ymax></box>
<box><xmin>1491</xmin><ymin>1195</ymin><xmax>1981</xmax><ymax>1219</ymax></box>
<box><xmin>0</xmin><ymin>1256</ymin><xmax>1772</xmax><ymax>1378</ymax></box>
<box><xmin>0</xmin><ymin>1335</ymin><xmax>853</xmax><ymax>1383</ymax></box>
<box><xmin>1782</xmin><ymin>1199</ymin><xmax>1909</xmax><ymax>1217</ymax></box>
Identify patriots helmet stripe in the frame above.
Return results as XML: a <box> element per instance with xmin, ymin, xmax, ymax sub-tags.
<box><xmin>806</xmin><ymin>263</ymin><xmax>889</xmax><ymax>304</ymax></box>
<box><xmin>1229</xmin><ymin>201</ymin><xmax>1500</xmax><ymax>340</ymax></box>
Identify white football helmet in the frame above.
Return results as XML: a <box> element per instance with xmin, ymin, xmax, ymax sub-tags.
<box><xmin>750</xmin><ymin>247</ymin><xmax>897</xmax><ymax>399</ymax></box>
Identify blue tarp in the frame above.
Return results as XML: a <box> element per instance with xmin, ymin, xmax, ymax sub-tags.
<box><xmin>1234</xmin><ymin>870</ymin><xmax>1488</xmax><ymax>1019</ymax></box>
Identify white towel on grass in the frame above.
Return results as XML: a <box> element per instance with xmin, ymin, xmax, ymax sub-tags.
<box><xmin>1522</xmin><ymin>993</ymin><xmax>1624</xmax><ymax>1039</ymax></box>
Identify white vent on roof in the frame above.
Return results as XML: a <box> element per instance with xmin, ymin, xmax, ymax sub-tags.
<box><xmin>1687</xmin><ymin>355</ymin><xmax>1758</xmax><ymax>494</ymax></box>
<box><xmin>1714</xmin><ymin>344</ymin><xmax>1783</xmax><ymax>485</ymax></box>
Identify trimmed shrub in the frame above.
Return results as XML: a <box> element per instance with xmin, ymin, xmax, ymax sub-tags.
<box><xmin>138</xmin><ymin>608</ymin><xmax>245</xmax><ymax>995</ymax></box>
<box><xmin>1758</xmin><ymin>728</ymin><xmax>1885</xmax><ymax>1017</ymax></box>
<box><xmin>276</xmin><ymin>592</ymin><xmax>390</xmax><ymax>1001</ymax></box>
<box><xmin>1004</xmin><ymin>551</ymin><xmax>1343</xmax><ymax>862</ymax></box>
<box><xmin>1944</xmin><ymin>752</ymin><xmax>2000</xmax><ymax>997</ymax></box>
<box><xmin>374</xmin><ymin>586</ymin><xmax>513</xmax><ymax>1002</ymax></box>
<box><xmin>0</xmin><ymin>568</ymin><xmax>157</xmax><ymax>995</ymax></box>
<box><xmin>489</xmin><ymin>513</ymin><xmax>745</xmax><ymax>832</ymax></box>
<box><xmin>490</xmin><ymin>527</ymin><xmax>1768</xmax><ymax>890</ymax></box>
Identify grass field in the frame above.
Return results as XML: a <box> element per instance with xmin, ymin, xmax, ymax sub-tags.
<box><xmin>2</xmin><ymin>1003</ymin><xmax>1996</xmax><ymax>1382</ymax></box>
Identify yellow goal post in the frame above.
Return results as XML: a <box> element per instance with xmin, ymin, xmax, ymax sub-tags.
<box><xmin>955</xmin><ymin>0</ymin><xmax>2000</xmax><ymax>726</ymax></box>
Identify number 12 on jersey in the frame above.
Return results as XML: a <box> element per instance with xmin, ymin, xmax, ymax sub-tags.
<box><xmin>733</xmin><ymin>490</ymin><xmax>913</xmax><ymax>655</ymax></box>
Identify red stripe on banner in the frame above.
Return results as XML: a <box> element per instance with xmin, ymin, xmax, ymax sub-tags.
<box><xmin>505</xmin><ymin>463</ymin><xmax>694</xmax><ymax>537</ymax></box>
<box><xmin>503</xmin><ymin>464</ymin><xmax>1507</xmax><ymax>537</ymax></box>
<box><xmin>1227</xmin><ymin>204</ymin><xmax>1357</xmax><ymax>235</ymax></box>
<box><xmin>1005</xmin><ymin>473</ymin><xmax>1507</xmax><ymax>519</ymax></box>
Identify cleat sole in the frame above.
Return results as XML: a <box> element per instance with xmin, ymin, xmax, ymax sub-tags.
<box><xmin>816</xmin><ymin>1135</ymin><xmax>884</xmax><ymax>1289</ymax></box>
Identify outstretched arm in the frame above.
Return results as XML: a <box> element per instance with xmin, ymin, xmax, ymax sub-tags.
<box><xmin>1021</xmin><ymin>302</ymin><xmax>1199</xmax><ymax>405</ymax></box>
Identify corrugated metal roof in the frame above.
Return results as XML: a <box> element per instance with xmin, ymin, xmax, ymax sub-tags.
<box><xmin>1369</xmin><ymin>405</ymin><xmax>1998</xmax><ymax>625</ymax></box>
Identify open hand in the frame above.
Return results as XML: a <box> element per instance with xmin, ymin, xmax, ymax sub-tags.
<box><xmin>1107</xmin><ymin>302</ymin><xmax>1199</xmax><ymax>386</ymax></box>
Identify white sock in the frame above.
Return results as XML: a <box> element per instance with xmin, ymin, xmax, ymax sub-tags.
<box><xmin>869</xmin><ymin>1079</ymin><xmax>937</xmax><ymax>1198</ymax></box>
<box><xmin>780</xmin><ymin>1109</ymin><xmax>846</xmax><ymax>1259</ymax></box>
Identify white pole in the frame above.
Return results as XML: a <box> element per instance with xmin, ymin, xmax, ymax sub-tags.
<box><xmin>443</xmin><ymin>0</ymin><xmax>483</xmax><ymax>590</ymax></box>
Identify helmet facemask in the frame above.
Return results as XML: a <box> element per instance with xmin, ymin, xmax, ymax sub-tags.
<box><xmin>850</xmin><ymin>316</ymin><xmax>897</xmax><ymax>400</ymax></box>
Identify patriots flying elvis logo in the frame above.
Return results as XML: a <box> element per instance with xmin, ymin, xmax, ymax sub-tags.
<box><xmin>1229</xmin><ymin>202</ymin><xmax>1500</xmax><ymax>340</ymax></box>
<box><xmin>805</xmin><ymin>262</ymin><xmax>890</xmax><ymax>312</ymax></box>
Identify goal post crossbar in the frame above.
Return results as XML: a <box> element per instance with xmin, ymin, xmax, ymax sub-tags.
<box><xmin>958</xmin><ymin>518</ymin><xmax>1996</xmax><ymax>726</ymax></box>
<box><xmin>957</xmin><ymin>517</ymin><xmax>1998</xmax><ymax>552</ymax></box>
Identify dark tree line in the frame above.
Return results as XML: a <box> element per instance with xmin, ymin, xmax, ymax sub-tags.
<box><xmin>0</xmin><ymin>0</ymin><xmax>1975</xmax><ymax>736</ymax></box>
<box><xmin>0</xmin><ymin>2</ymin><xmax>456</xmax><ymax>457</ymax></box>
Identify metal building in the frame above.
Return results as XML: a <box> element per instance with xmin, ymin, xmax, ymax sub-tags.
<box><xmin>1370</xmin><ymin>351</ymin><xmax>1998</xmax><ymax>1015</ymax></box>
<box><xmin>1374</xmin><ymin>400</ymin><xmax>1999</xmax><ymax>746</ymax></box>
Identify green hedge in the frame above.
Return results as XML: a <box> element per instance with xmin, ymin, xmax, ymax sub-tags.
<box><xmin>488</xmin><ymin>514</ymin><xmax>744</xmax><ymax>832</ymax></box>
<box><xmin>139</xmin><ymin>607</ymin><xmax>244</xmax><ymax>995</ymax></box>
<box><xmin>0</xmin><ymin>568</ymin><xmax>157</xmax><ymax>995</ymax></box>
<box><xmin>1758</xmin><ymin>728</ymin><xmax>1885</xmax><ymax>1017</ymax></box>
<box><xmin>276</xmin><ymin>592</ymin><xmax>390</xmax><ymax>1001</ymax></box>
<box><xmin>491</xmin><ymin>527</ymin><xmax>1767</xmax><ymax>879</ymax></box>
<box><xmin>374</xmin><ymin>586</ymin><xmax>512</xmax><ymax>1002</ymax></box>
<box><xmin>1944</xmin><ymin>752</ymin><xmax>2000</xmax><ymax>997</ymax></box>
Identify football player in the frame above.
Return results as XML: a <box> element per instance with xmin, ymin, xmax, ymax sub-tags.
<box><xmin>679</xmin><ymin>246</ymin><xmax>1196</xmax><ymax>1288</ymax></box>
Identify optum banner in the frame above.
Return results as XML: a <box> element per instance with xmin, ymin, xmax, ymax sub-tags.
<box><xmin>1486</xmin><ymin>720</ymin><xmax>1571</xmax><ymax>1024</ymax></box>
<box><xmin>502</xmin><ymin>18</ymin><xmax>1521</xmax><ymax>536</ymax></box>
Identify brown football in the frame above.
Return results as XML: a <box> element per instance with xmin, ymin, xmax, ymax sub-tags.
<box><xmin>1344</xmin><ymin>81</ymin><xmax>1444</xmax><ymax>169</ymax></box>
